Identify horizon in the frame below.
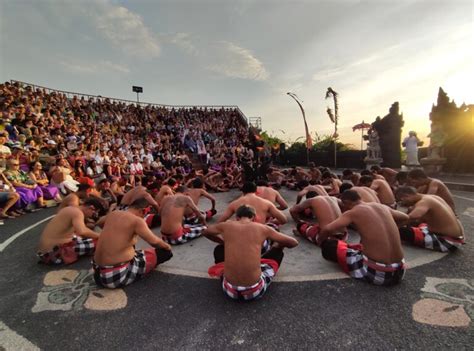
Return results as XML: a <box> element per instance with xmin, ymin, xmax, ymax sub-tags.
<box><xmin>1</xmin><ymin>0</ymin><xmax>472</xmax><ymax>148</ymax></box>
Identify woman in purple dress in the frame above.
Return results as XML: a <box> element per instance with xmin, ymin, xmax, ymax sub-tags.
<box><xmin>4</xmin><ymin>159</ymin><xmax>45</xmax><ymax>209</ymax></box>
<box><xmin>28</xmin><ymin>162</ymin><xmax>62</xmax><ymax>203</ymax></box>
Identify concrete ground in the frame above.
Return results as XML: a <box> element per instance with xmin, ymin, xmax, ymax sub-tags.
<box><xmin>0</xmin><ymin>189</ymin><xmax>473</xmax><ymax>350</ymax></box>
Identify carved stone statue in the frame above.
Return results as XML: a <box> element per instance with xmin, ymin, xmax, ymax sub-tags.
<box><xmin>364</xmin><ymin>128</ymin><xmax>383</xmax><ymax>168</ymax></box>
<box><xmin>366</xmin><ymin>129</ymin><xmax>381</xmax><ymax>159</ymax></box>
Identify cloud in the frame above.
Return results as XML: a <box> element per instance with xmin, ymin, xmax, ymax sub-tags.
<box><xmin>60</xmin><ymin>60</ymin><xmax>130</xmax><ymax>74</ymax></box>
<box><xmin>206</xmin><ymin>41</ymin><xmax>269</xmax><ymax>81</ymax></box>
<box><xmin>311</xmin><ymin>47</ymin><xmax>399</xmax><ymax>82</ymax></box>
<box><xmin>168</xmin><ymin>33</ymin><xmax>199</xmax><ymax>56</ymax></box>
<box><xmin>89</xmin><ymin>2</ymin><xmax>160</xmax><ymax>58</ymax></box>
<box><xmin>47</xmin><ymin>0</ymin><xmax>160</xmax><ymax>59</ymax></box>
<box><xmin>167</xmin><ymin>34</ymin><xmax>269</xmax><ymax>81</ymax></box>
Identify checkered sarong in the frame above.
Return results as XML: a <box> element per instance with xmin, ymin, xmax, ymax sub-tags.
<box><xmin>410</xmin><ymin>224</ymin><xmax>465</xmax><ymax>253</ymax></box>
<box><xmin>92</xmin><ymin>249</ymin><xmax>156</xmax><ymax>289</ymax></box>
<box><xmin>222</xmin><ymin>261</ymin><xmax>277</xmax><ymax>301</ymax></box>
<box><xmin>37</xmin><ymin>236</ymin><xmax>96</xmax><ymax>265</ymax></box>
<box><xmin>333</xmin><ymin>240</ymin><xmax>405</xmax><ymax>286</ymax></box>
<box><xmin>162</xmin><ymin>224</ymin><xmax>207</xmax><ymax>245</ymax></box>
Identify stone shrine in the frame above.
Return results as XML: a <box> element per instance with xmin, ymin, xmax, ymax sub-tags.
<box><xmin>372</xmin><ymin>102</ymin><xmax>404</xmax><ymax>168</ymax></box>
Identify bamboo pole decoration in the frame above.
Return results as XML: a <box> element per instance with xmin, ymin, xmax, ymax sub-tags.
<box><xmin>325</xmin><ymin>87</ymin><xmax>339</xmax><ymax>168</ymax></box>
<box><xmin>287</xmin><ymin>92</ymin><xmax>311</xmax><ymax>164</ymax></box>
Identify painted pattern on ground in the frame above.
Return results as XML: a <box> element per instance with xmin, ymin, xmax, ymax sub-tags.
<box><xmin>413</xmin><ymin>277</ymin><xmax>473</xmax><ymax>327</ymax></box>
<box><xmin>32</xmin><ymin>269</ymin><xmax>127</xmax><ymax>313</ymax></box>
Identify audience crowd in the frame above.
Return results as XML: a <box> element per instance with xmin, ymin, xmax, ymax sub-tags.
<box><xmin>0</xmin><ymin>81</ymin><xmax>251</xmax><ymax>219</ymax></box>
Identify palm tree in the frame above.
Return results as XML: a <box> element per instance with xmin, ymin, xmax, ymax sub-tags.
<box><xmin>325</xmin><ymin>87</ymin><xmax>339</xmax><ymax>167</ymax></box>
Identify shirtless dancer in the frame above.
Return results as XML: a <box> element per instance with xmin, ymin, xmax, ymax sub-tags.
<box><xmin>371</xmin><ymin>166</ymin><xmax>398</xmax><ymax>186</ymax></box>
<box><xmin>321</xmin><ymin>172</ymin><xmax>341</xmax><ymax>195</ymax></box>
<box><xmin>205</xmin><ymin>205</ymin><xmax>298</xmax><ymax>301</ymax></box>
<box><xmin>339</xmin><ymin>183</ymin><xmax>380</xmax><ymax>203</ymax></box>
<box><xmin>396</xmin><ymin>186</ymin><xmax>464</xmax><ymax>252</ymax></box>
<box><xmin>37</xmin><ymin>198</ymin><xmax>104</xmax><ymax>265</ymax></box>
<box><xmin>296</xmin><ymin>180</ymin><xmax>329</xmax><ymax>204</ymax></box>
<box><xmin>319</xmin><ymin>190</ymin><xmax>408</xmax><ymax>286</ymax></box>
<box><xmin>219</xmin><ymin>182</ymin><xmax>287</xmax><ymax>228</ymax></box>
<box><xmin>154</xmin><ymin>178</ymin><xmax>176</xmax><ymax>206</ymax></box>
<box><xmin>206</xmin><ymin>171</ymin><xmax>233</xmax><ymax>192</ymax></box>
<box><xmin>266</xmin><ymin>168</ymin><xmax>286</xmax><ymax>188</ymax></box>
<box><xmin>219</xmin><ymin>182</ymin><xmax>287</xmax><ymax>253</ymax></box>
<box><xmin>359</xmin><ymin>175</ymin><xmax>396</xmax><ymax>208</ymax></box>
<box><xmin>92</xmin><ymin>198</ymin><xmax>173</xmax><ymax>289</ymax></box>
<box><xmin>407</xmin><ymin>169</ymin><xmax>456</xmax><ymax>213</ymax></box>
<box><xmin>160</xmin><ymin>186</ymin><xmax>207</xmax><ymax>245</ymax></box>
<box><xmin>290</xmin><ymin>191</ymin><xmax>346</xmax><ymax>245</ymax></box>
<box><xmin>256</xmin><ymin>180</ymin><xmax>288</xmax><ymax>210</ymax></box>
<box><xmin>120</xmin><ymin>184</ymin><xmax>162</xmax><ymax>228</ymax></box>
<box><xmin>184</xmin><ymin>178</ymin><xmax>217</xmax><ymax>225</ymax></box>
<box><xmin>285</xmin><ymin>167</ymin><xmax>310</xmax><ymax>190</ymax></box>
<box><xmin>58</xmin><ymin>184</ymin><xmax>91</xmax><ymax>210</ymax></box>
<box><xmin>342</xmin><ymin>169</ymin><xmax>361</xmax><ymax>186</ymax></box>
<box><xmin>308</xmin><ymin>162</ymin><xmax>322</xmax><ymax>184</ymax></box>
<box><xmin>120</xmin><ymin>185</ymin><xmax>160</xmax><ymax>212</ymax></box>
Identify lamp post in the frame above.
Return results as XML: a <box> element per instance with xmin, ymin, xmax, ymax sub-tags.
<box><xmin>132</xmin><ymin>86</ymin><xmax>143</xmax><ymax>103</ymax></box>
<box><xmin>287</xmin><ymin>92</ymin><xmax>311</xmax><ymax>165</ymax></box>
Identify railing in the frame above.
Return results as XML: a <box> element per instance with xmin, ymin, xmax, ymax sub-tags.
<box><xmin>9</xmin><ymin>80</ymin><xmax>248</xmax><ymax>125</ymax></box>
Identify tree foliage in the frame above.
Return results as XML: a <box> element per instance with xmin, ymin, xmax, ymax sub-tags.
<box><xmin>259</xmin><ymin>131</ymin><xmax>284</xmax><ymax>147</ymax></box>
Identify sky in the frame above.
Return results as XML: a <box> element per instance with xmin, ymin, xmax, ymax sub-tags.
<box><xmin>1</xmin><ymin>0</ymin><xmax>472</xmax><ymax>148</ymax></box>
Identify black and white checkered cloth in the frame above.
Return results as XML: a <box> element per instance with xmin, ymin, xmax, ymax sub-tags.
<box><xmin>92</xmin><ymin>250</ymin><xmax>148</xmax><ymax>289</ymax></box>
<box><xmin>162</xmin><ymin>224</ymin><xmax>207</xmax><ymax>245</ymax></box>
<box><xmin>414</xmin><ymin>224</ymin><xmax>465</xmax><ymax>252</ymax></box>
<box><xmin>37</xmin><ymin>236</ymin><xmax>96</xmax><ymax>265</ymax></box>
<box><xmin>344</xmin><ymin>248</ymin><xmax>405</xmax><ymax>286</ymax></box>
<box><xmin>222</xmin><ymin>262</ymin><xmax>276</xmax><ymax>301</ymax></box>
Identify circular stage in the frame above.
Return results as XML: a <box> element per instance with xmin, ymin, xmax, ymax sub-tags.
<box><xmin>139</xmin><ymin>189</ymin><xmax>446</xmax><ymax>282</ymax></box>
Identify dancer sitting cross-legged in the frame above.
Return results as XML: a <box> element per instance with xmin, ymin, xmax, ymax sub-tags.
<box><xmin>37</xmin><ymin>198</ymin><xmax>104</xmax><ymax>265</ymax></box>
<box><xmin>290</xmin><ymin>191</ymin><xmax>347</xmax><ymax>245</ymax></box>
<box><xmin>205</xmin><ymin>205</ymin><xmax>298</xmax><ymax>301</ymax></box>
<box><xmin>183</xmin><ymin>178</ymin><xmax>217</xmax><ymax>225</ymax></box>
<box><xmin>318</xmin><ymin>190</ymin><xmax>409</xmax><ymax>286</ymax></box>
<box><xmin>255</xmin><ymin>180</ymin><xmax>288</xmax><ymax>210</ymax></box>
<box><xmin>92</xmin><ymin>198</ymin><xmax>173</xmax><ymax>289</ymax></box>
<box><xmin>160</xmin><ymin>186</ymin><xmax>207</xmax><ymax>245</ymax></box>
<box><xmin>219</xmin><ymin>182</ymin><xmax>287</xmax><ymax>229</ymax></box>
<box><xmin>396</xmin><ymin>186</ymin><xmax>465</xmax><ymax>252</ymax></box>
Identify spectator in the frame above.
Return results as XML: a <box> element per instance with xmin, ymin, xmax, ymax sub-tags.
<box><xmin>28</xmin><ymin>162</ymin><xmax>62</xmax><ymax>203</ymax></box>
<box><xmin>5</xmin><ymin>158</ymin><xmax>45</xmax><ymax>208</ymax></box>
<box><xmin>50</xmin><ymin>158</ymin><xmax>79</xmax><ymax>194</ymax></box>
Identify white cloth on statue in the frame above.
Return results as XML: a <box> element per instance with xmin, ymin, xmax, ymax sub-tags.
<box><xmin>403</xmin><ymin>136</ymin><xmax>420</xmax><ymax>165</ymax></box>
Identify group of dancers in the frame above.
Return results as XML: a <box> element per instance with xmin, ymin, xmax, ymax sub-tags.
<box><xmin>36</xmin><ymin>165</ymin><xmax>465</xmax><ymax>301</ymax></box>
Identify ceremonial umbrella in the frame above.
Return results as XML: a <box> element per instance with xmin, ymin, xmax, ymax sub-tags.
<box><xmin>352</xmin><ymin>121</ymin><xmax>371</xmax><ymax>150</ymax></box>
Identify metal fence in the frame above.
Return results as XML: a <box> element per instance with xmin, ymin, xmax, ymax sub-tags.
<box><xmin>9</xmin><ymin>80</ymin><xmax>248</xmax><ymax>125</ymax></box>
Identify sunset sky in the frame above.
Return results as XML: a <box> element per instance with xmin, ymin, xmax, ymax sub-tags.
<box><xmin>1</xmin><ymin>0</ymin><xmax>472</xmax><ymax>148</ymax></box>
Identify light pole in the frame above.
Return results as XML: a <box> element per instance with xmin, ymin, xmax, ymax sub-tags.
<box><xmin>287</xmin><ymin>92</ymin><xmax>311</xmax><ymax>165</ymax></box>
<box><xmin>132</xmin><ymin>86</ymin><xmax>143</xmax><ymax>103</ymax></box>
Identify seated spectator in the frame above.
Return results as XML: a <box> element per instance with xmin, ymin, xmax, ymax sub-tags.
<box><xmin>4</xmin><ymin>158</ymin><xmax>46</xmax><ymax>209</ymax></box>
<box><xmin>0</xmin><ymin>170</ymin><xmax>21</xmax><ymax>218</ymax></box>
<box><xmin>28</xmin><ymin>162</ymin><xmax>62</xmax><ymax>203</ymax></box>
<box><xmin>50</xmin><ymin>158</ymin><xmax>79</xmax><ymax>194</ymax></box>
<box><xmin>86</xmin><ymin>159</ymin><xmax>106</xmax><ymax>185</ymax></box>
